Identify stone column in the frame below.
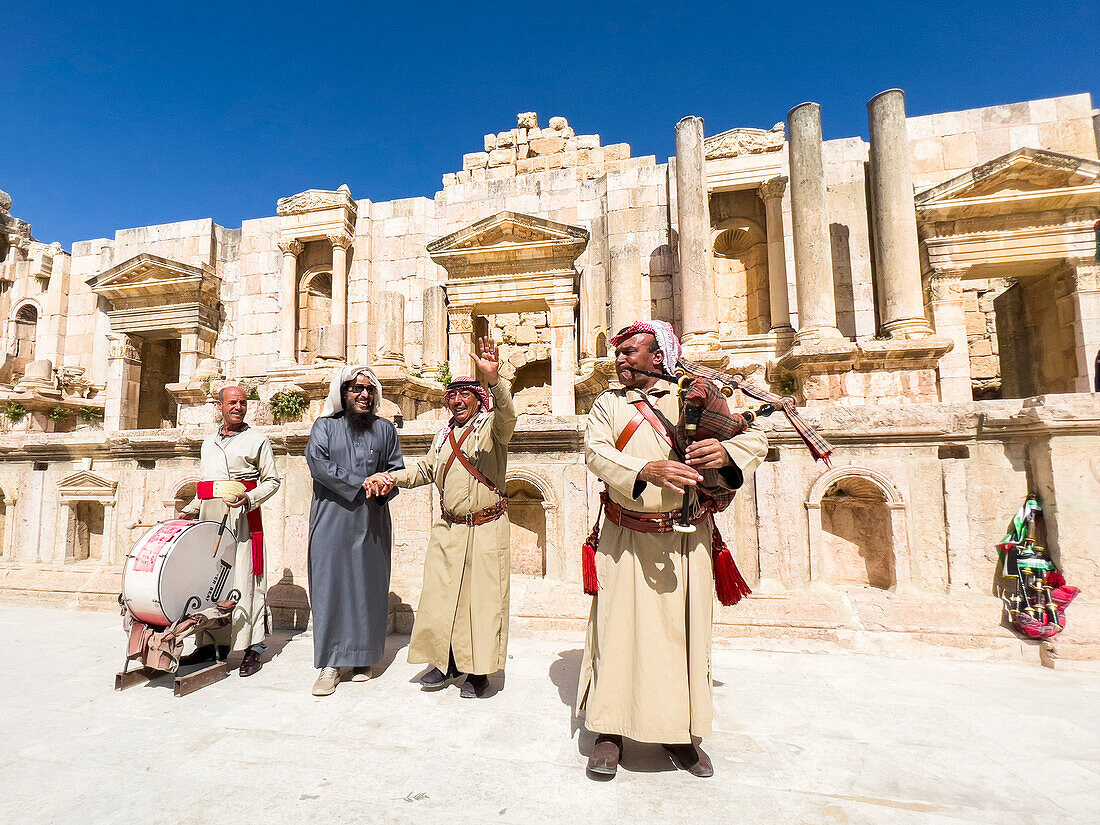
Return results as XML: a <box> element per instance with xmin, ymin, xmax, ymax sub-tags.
<box><xmin>277</xmin><ymin>239</ymin><xmax>303</xmax><ymax>365</ymax></box>
<box><xmin>927</xmin><ymin>269</ymin><xmax>972</xmax><ymax>402</ymax></box>
<box><xmin>548</xmin><ymin>298</ymin><xmax>579</xmax><ymax>415</ymax></box>
<box><xmin>374</xmin><ymin>291</ymin><xmax>405</xmax><ymax>367</ymax></box>
<box><xmin>448</xmin><ymin>308</ymin><xmax>475</xmax><ymax>375</ymax></box>
<box><xmin>1069</xmin><ymin>261</ymin><xmax>1100</xmax><ymax>392</ymax></box>
<box><xmin>787</xmin><ymin>102</ymin><xmax>843</xmax><ymax>343</ymax></box>
<box><xmin>422</xmin><ymin>285</ymin><xmax>448</xmax><ymax>379</ymax></box>
<box><xmin>674</xmin><ymin>116</ymin><xmax>719</xmax><ymax>349</ymax></box>
<box><xmin>105</xmin><ymin>334</ymin><xmax>141</xmax><ymax>431</ymax></box>
<box><xmin>325</xmin><ymin>233</ymin><xmax>352</xmax><ymax>360</ymax></box>
<box><xmin>867</xmin><ymin>90</ymin><xmax>934</xmax><ymax>338</ymax></box>
<box><xmin>758</xmin><ymin>176</ymin><xmax>794</xmax><ymax>333</ymax></box>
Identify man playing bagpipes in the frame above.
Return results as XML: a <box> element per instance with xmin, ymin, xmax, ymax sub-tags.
<box><xmin>179</xmin><ymin>385</ymin><xmax>281</xmax><ymax>677</ymax></box>
<box><xmin>576</xmin><ymin>320</ymin><xmax>768</xmax><ymax>780</ymax></box>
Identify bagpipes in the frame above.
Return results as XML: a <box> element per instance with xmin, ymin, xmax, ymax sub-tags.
<box><xmin>582</xmin><ymin>360</ymin><xmax>834</xmax><ymax>606</ymax></box>
<box><xmin>997</xmin><ymin>495</ymin><xmax>1079</xmax><ymax>640</ymax></box>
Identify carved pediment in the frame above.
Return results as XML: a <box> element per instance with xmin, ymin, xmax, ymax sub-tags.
<box><xmin>276</xmin><ymin>185</ymin><xmax>357</xmax><ymax>217</ymax></box>
<box><xmin>89</xmin><ymin>254</ymin><xmax>219</xmax><ymax>306</ymax></box>
<box><xmin>58</xmin><ymin>469</ymin><xmax>118</xmax><ymax>503</ymax></box>
<box><xmin>916</xmin><ymin>148</ymin><xmax>1100</xmax><ymax>207</ymax></box>
<box><xmin>88</xmin><ymin>254</ymin><xmax>221</xmax><ymax>336</ymax></box>
<box><xmin>705</xmin><ymin>123</ymin><xmax>785</xmax><ymax>159</ymax></box>
<box><xmin>428</xmin><ymin>212</ymin><xmax>589</xmax><ymax>275</ymax></box>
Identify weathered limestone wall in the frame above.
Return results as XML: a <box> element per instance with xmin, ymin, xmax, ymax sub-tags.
<box><xmin>907</xmin><ymin>93</ymin><xmax>1100</xmax><ymax>190</ymax></box>
<box><xmin>1</xmin><ymin>396</ymin><xmax>1097</xmax><ymax>661</ymax></box>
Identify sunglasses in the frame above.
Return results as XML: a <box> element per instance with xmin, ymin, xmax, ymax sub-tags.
<box><xmin>347</xmin><ymin>385</ymin><xmax>375</xmax><ymax>395</ymax></box>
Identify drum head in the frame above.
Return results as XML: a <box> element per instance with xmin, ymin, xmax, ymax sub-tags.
<box><xmin>157</xmin><ymin>521</ymin><xmax>238</xmax><ymax>624</ymax></box>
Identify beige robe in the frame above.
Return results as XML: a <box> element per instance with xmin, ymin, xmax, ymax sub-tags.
<box><xmin>392</xmin><ymin>381</ymin><xmax>517</xmax><ymax>675</ymax></box>
<box><xmin>182</xmin><ymin>425</ymin><xmax>281</xmax><ymax>652</ymax></box>
<box><xmin>577</xmin><ymin>386</ymin><xmax>767</xmax><ymax>743</ymax></box>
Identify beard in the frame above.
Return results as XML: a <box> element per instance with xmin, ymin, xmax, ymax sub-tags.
<box><xmin>344</xmin><ymin>404</ymin><xmax>375</xmax><ymax>431</ymax></box>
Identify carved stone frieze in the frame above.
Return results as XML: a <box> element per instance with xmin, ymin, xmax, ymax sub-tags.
<box><xmin>704</xmin><ymin>123</ymin><xmax>785</xmax><ymax>159</ymax></box>
<box><xmin>276</xmin><ymin>185</ymin><xmax>357</xmax><ymax>217</ymax></box>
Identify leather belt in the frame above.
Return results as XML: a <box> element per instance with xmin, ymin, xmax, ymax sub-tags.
<box><xmin>599</xmin><ymin>490</ymin><xmax>710</xmax><ymax>534</ymax></box>
<box><xmin>441</xmin><ymin>498</ymin><xmax>508</xmax><ymax>527</ymax></box>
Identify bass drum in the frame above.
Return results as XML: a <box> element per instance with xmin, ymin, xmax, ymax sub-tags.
<box><xmin>121</xmin><ymin>519</ymin><xmax>238</xmax><ymax>627</ymax></box>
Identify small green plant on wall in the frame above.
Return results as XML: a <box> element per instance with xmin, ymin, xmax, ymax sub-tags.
<box><xmin>47</xmin><ymin>407</ymin><xmax>68</xmax><ymax>423</ymax></box>
<box><xmin>270</xmin><ymin>391</ymin><xmax>308</xmax><ymax>422</ymax></box>
<box><xmin>437</xmin><ymin>360</ymin><xmax>452</xmax><ymax>386</ymax></box>
<box><xmin>772</xmin><ymin>372</ymin><xmax>798</xmax><ymax>397</ymax></box>
<box><xmin>79</xmin><ymin>407</ymin><xmax>105</xmax><ymax>422</ymax></box>
<box><xmin>2</xmin><ymin>402</ymin><xmax>28</xmax><ymax>423</ymax></box>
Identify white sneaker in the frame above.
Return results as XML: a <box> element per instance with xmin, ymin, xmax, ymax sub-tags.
<box><xmin>312</xmin><ymin>667</ymin><xmax>339</xmax><ymax>696</ymax></box>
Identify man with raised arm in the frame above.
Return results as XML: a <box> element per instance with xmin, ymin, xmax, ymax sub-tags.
<box><xmin>180</xmin><ymin>385</ymin><xmax>281</xmax><ymax>677</ymax></box>
<box><xmin>379</xmin><ymin>336</ymin><xmax>516</xmax><ymax>699</ymax></box>
<box><xmin>577</xmin><ymin>321</ymin><xmax>768</xmax><ymax>779</ymax></box>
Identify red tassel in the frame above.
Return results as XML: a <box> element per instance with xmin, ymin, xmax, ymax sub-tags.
<box><xmin>582</xmin><ymin>527</ymin><xmax>600</xmax><ymax>596</ymax></box>
<box><xmin>712</xmin><ymin>524</ymin><xmax>751</xmax><ymax>607</ymax></box>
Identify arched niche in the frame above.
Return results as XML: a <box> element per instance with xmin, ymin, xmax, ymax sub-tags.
<box><xmin>297</xmin><ymin>268</ymin><xmax>332</xmax><ymax>364</ymax></box>
<box><xmin>805</xmin><ymin>466</ymin><xmax>913</xmax><ymax>592</ymax></box>
<box><xmin>163</xmin><ymin>475</ymin><xmax>202</xmax><ymax>520</ymax></box>
<box><xmin>506</xmin><ymin>468</ymin><xmax>560</xmax><ymax>580</ymax></box>
<box><xmin>10</xmin><ymin>300</ymin><xmax>41</xmax><ymax>378</ymax></box>
<box><xmin>710</xmin><ymin>208</ymin><xmax>770</xmax><ymax>338</ymax></box>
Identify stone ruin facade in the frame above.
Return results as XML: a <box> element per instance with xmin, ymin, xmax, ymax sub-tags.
<box><xmin>1</xmin><ymin>92</ymin><xmax>1098</xmax><ymax>662</ymax></box>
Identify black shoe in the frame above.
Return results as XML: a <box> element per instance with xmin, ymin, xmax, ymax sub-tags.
<box><xmin>180</xmin><ymin>644</ymin><xmax>228</xmax><ymax>666</ymax></box>
<box><xmin>459</xmin><ymin>673</ymin><xmax>489</xmax><ymax>698</ymax></box>
<box><xmin>239</xmin><ymin>650</ymin><xmax>263</xmax><ymax>678</ymax></box>
<box><xmin>662</xmin><ymin>742</ymin><xmax>714</xmax><ymax>778</ymax></box>
<box><xmin>419</xmin><ymin>667</ymin><xmax>447</xmax><ymax>690</ymax></box>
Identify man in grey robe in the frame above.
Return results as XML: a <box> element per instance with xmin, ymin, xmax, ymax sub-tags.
<box><xmin>306</xmin><ymin>365</ymin><xmax>404</xmax><ymax>696</ymax></box>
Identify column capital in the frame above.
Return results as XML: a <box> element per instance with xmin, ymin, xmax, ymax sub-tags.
<box><xmin>449</xmin><ymin>309</ymin><xmax>475</xmax><ymax>333</ymax></box>
<box><xmin>277</xmin><ymin>238</ymin><xmax>303</xmax><ymax>256</ymax></box>
<box><xmin>927</xmin><ymin>269</ymin><xmax>964</xmax><ymax>302</ymax></box>
<box><xmin>1070</xmin><ymin>260</ymin><xmax>1100</xmax><ymax>292</ymax></box>
<box><xmin>107</xmin><ymin>333</ymin><xmax>140</xmax><ymax>361</ymax></box>
<box><xmin>547</xmin><ymin>298</ymin><xmax>577</xmax><ymax>327</ymax></box>
<box><xmin>758</xmin><ymin>175</ymin><xmax>788</xmax><ymax>202</ymax></box>
<box><xmin>327</xmin><ymin>232</ymin><xmax>353</xmax><ymax>251</ymax></box>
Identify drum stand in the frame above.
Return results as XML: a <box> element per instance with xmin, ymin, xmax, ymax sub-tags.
<box><xmin>115</xmin><ymin>591</ymin><xmax>239</xmax><ymax>697</ymax></box>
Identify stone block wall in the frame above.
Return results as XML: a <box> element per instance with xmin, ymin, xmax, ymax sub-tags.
<box><xmin>907</xmin><ymin>93</ymin><xmax>1100</xmax><ymax>190</ymax></box>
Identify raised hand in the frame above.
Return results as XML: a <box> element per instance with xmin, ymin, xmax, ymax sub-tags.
<box><xmin>470</xmin><ymin>336</ymin><xmax>500</xmax><ymax>386</ymax></box>
<box><xmin>638</xmin><ymin>460</ymin><xmax>703</xmax><ymax>495</ymax></box>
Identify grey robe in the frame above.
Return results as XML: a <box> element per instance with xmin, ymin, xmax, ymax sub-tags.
<box><xmin>306</xmin><ymin>414</ymin><xmax>404</xmax><ymax>669</ymax></box>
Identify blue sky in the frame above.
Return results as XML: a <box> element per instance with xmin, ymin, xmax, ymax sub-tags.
<box><xmin>5</xmin><ymin>1</ymin><xmax>1098</xmax><ymax>247</ymax></box>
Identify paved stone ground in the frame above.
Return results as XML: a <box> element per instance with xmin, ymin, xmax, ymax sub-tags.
<box><xmin>1</xmin><ymin>604</ymin><xmax>1098</xmax><ymax>825</ymax></box>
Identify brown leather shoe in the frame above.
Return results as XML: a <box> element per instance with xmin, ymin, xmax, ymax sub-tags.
<box><xmin>586</xmin><ymin>734</ymin><xmax>622</xmax><ymax>778</ymax></box>
<box><xmin>239</xmin><ymin>650</ymin><xmax>263</xmax><ymax>678</ymax></box>
<box><xmin>662</xmin><ymin>742</ymin><xmax>714</xmax><ymax>778</ymax></box>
